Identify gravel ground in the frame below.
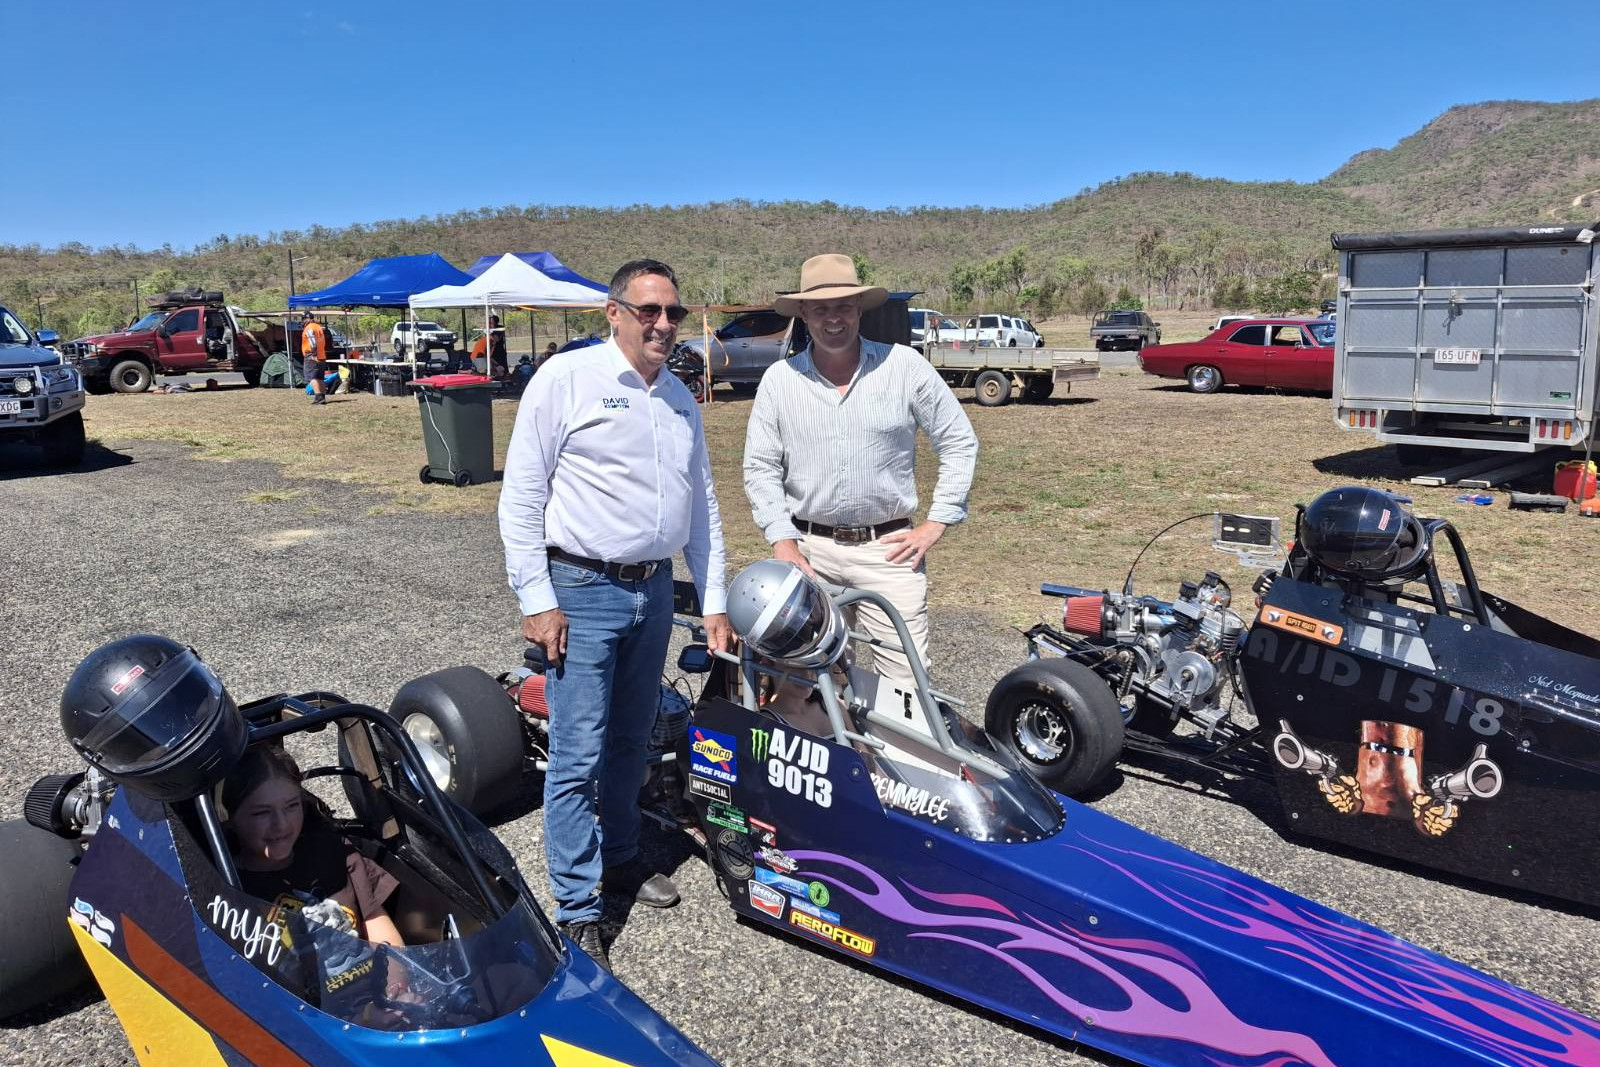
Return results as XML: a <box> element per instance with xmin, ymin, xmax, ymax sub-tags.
<box><xmin>1</xmin><ymin>436</ymin><xmax>1596</xmax><ymax>1067</ymax></box>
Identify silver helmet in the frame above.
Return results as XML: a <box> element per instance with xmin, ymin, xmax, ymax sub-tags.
<box><xmin>726</xmin><ymin>560</ymin><xmax>849</xmax><ymax>669</ymax></box>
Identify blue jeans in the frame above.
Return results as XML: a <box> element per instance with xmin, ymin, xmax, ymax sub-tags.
<box><xmin>543</xmin><ymin>558</ymin><xmax>673</xmax><ymax>923</ymax></box>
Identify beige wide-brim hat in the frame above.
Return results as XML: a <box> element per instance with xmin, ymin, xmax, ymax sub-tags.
<box><xmin>773</xmin><ymin>254</ymin><xmax>889</xmax><ymax>318</ymax></box>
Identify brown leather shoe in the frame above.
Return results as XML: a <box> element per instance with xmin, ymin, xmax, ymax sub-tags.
<box><xmin>558</xmin><ymin>920</ymin><xmax>610</xmax><ymax>972</ymax></box>
<box><xmin>602</xmin><ymin>857</ymin><xmax>680</xmax><ymax>908</ymax></box>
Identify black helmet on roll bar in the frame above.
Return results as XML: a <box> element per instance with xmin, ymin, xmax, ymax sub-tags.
<box><xmin>726</xmin><ymin>560</ymin><xmax>850</xmax><ymax>669</ymax></box>
<box><xmin>60</xmin><ymin>635</ymin><xmax>246</xmax><ymax>802</ymax></box>
<box><xmin>1299</xmin><ymin>486</ymin><xmax>1430</xmax><ymax>583</ymax></box>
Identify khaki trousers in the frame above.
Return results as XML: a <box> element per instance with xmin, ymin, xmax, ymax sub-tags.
<box><xmin>798</xmin><ymin>532</ymin><xmax>930</xmax><ymax>692</ymax></box>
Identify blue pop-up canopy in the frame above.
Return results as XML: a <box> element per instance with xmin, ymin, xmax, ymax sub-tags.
<box><xmin>464</xmin><ymin>251</ymin><xmax>603</xmax><ymax>291</ymax></box>
<box><xmin>288</xmin><ymin>254</ymin><xmax>474</xmax><ymax>308</ymax></box>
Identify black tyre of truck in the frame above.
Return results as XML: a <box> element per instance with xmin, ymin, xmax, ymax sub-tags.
<box><xmin>39</xmin><ymin>412</ymin><xmax>86</xmax><ymax>468</ymax></box>
<box><xmin>83</xmin><ymin>377</ymin><xmax>112</xmax><ymax>395</ymax></box>
<box><xmin>984</xmin><ymin>658</ymin><xmax>1124</xmax><ymax>797</ymax></box>
<box><xmin>974</xmin><ymin>370</ymin><xmax>1012</xmax><ymax>407</ymax></box>
<box><xmin>241</xmin><ymin>366</ymin><xmax>262</xmax><ymax>388</ymax></box>
<box><xmin>1094</xmin><ymin>339</ymin><xmax>1108</xmax><ymax>352</ymax></box>
<box><xmin>1007</xmin><ymin>337</ymin><xmax>1018</xmax><ymax>347</ymax></box>
<box><xmin>387</xmin><ymin>666</ymin><xmax>525</xmax><ymax>816</ymax></box>
<box><xmin>0</xmin><ymin>819</ymin><xmax>90</xmax><ymax>1020</ymax></box>
<box><xmin>1187</xmin><ymin>365</ymin><xmax>1224</xmax><ymax>394</ymax></box>
<box><xmin>109</xmin><ymin>358</ymin><xmax>152</xmax><ymax>394</ymax></box>
<box><xmin>1022</xmin><ymin>377</ymin><xmax>1054</xmax><ymax>402</ymax></box>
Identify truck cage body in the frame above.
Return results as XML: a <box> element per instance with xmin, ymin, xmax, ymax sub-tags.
<box><xmin>1331</xmin><ymin>224</ymin><xmax>1598</xmax><ymax>452</ymax></box>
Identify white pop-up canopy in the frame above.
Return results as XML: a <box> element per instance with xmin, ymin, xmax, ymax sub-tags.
<box><xmin>409</xmin><ymin>253</ymin><xmax>607</xmax><ymax>310</ymax></box>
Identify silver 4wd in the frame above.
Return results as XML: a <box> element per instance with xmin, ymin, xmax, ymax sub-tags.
<box><xmin>391</xmin><ymin>320</ymin><xmax>457</xmax><ymax>357</ymax></box>
<box><xmin>0</xmin><ymin>305</ymin><xmax>86</xmax><ymax>467</ymax></box>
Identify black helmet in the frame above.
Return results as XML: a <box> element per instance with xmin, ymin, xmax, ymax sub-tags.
<box><xmin>61</xmin><ymin>635</ymin><xmax>246</xmax><ymax>802</ymax></box>
<box><xmin>1300</xmin><ymin>486</ymin><xmax>1430</xmax><ymax>582</ymax></box>
<box><xmin>727</xmin><ymin>560</ymin><xmax>849</xmax><ymax>669</ymax></box>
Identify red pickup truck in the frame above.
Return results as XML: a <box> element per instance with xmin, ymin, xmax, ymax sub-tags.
<box><xmin>63</xmin><ymin>290</ymin><xmax>287</xmax><ymax>393</ymax></box>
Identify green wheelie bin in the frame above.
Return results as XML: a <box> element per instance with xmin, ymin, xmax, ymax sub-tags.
<box><xmin>413</xmin><ymin>373</ymin><xmax>495</xmax><ymax>487</ymax></box>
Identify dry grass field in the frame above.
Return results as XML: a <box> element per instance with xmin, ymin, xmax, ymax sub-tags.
<box><xmin>78</xmin><ymin>368</ymin><xmax>1598</xmax><ymax>635</ymax></box>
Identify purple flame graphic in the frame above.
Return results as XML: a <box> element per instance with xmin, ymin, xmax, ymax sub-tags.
<box><xmin>788</xmin><ymin>848</ymin><xmax>1335</xmax><ymax>1067</ymax></box>
<box><xmin>787</xmin><ymin>836</ymin><xmax>1600</xmax><ymax>1067</ymax></box>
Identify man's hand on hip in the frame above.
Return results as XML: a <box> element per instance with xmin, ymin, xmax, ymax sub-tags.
<box><xmin>772</xmin><ymin>538</ymin><xmax>818</xmax><ymax>579</ymax></box>
<box><xmin>703</xmin><ymin>613</ymin><xmax>733</xmax><ymax>654</ymax></box>
<box><xmin>881</xmin><ymin>520</ymin><xmax>946</xmax><ymax>567</ymax></box>
<box><xmin>522</xmin><ymin>608</ymin><xmax>568</xmax><ymax>665</ymax></box>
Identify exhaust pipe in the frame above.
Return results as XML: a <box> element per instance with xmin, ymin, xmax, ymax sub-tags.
<box><xmin>1430</xmin><ymin>743</ymin><xmax>1503</xmax><ymax>801</ymax></box>
<box><xmin>1273</xmin><ymin>719</ymin><xmax>1339</xmax><ymax>777</ymax></box>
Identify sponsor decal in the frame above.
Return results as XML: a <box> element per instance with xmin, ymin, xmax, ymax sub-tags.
<box><xmin>1529</xmin><ymin>674</ymin><xmax>1600</xmax><ymax>707</ymax></box>
<box><xmin>706</xmin><ymin>800</ymin><xmax>748</xmax><ymax>833</ymax></box>
<box><xmin>688</xmin><ymin>775</ymin><xmax>731</xmax><ymax>803</ymax></box>
<box><xmin>601</xmin><ymin>396</ymin><xmax>629</xmax><ymax>410</ymax></box>
<box><xmin>757</xmin><ymin>846</ymin><xmax>798</xmax><ymax>874</ymax></box>
<box><xmin>807</xmin><ymin>881</ymin><xmax>831</xmax><ymax>908</ymax></box>
<box><xmin>789</xmin><ymin>910</ymin><xmax>875</xmax><ymax>957</ymax></box>
<box><xmin>870</xmin><ymin>773</ymin><xmax>951</xmax><ymax>822</ymax></box>
<box><xmin>788</xmin><ymin>896</ymin><xmax>841</xmax><ymax>925</ymax></box>
<box><xmin>70</xmin><ymin>897</ymin><xmax>115</xmax><ymax>948</ymax></box>
<box><xmin>205</xmin><ymin>894</ymin><xmax>284</xmax><ymax>965</ymax></box>
<box><xmin>689</xmin><ymin>726</ymin><xmax>739</xmax><ymax>784</ymax></box>
<box><xmin>759</xmin><ymin>726</ymin><xmax>832</xmax><ymax>808</ymax></box>
<box><xmin>717</xmin><ymin>828</ymin><xmax>754</xmax><ymax>880</ymax></box>
<box><xmin>753</xmin><ymin>867</ymin><xmax>810</xmax><ymax>897</ymax></box>
<box><xmin>748</xmin><ymin>817</ymin><xmax>778</xmax><ymax>848</ymax></box>
<box><xmin>748</xmin><ymin>880</ymin><xmax>786</xmax><ymax>919</ymax></box>
<box><xmin>110</xmin><ymin>664</ymin><xmax>145</xmax><ymax>696</ymax></box>
<box><xmin>1260</xmin><ymin>607</ymin><xmax>1344</xmax><ymax>646</ymax></box>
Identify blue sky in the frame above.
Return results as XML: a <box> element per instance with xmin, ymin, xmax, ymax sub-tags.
<box><xmin>5</xmin><ymin>0</ymin><xmax>1598</xmax><ymax>250</ymax></box>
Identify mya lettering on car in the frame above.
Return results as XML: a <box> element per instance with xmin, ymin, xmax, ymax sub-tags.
<box><xmin>789</xmin><ymin>910</ymin><xmax>875</xmax><ymax>957</ymax></box>
<box><xmin>870</xmin><ymin>773</ymin><xmax>951</xmax><ymax>822</ymax></box>
<box><xmin>689</xmin><ymin>726</ymin><xmax>739</xmax><ymax>784</ymax></box>
<box><xmin>205</xmin><ymin>894</ymin><xmax>284</xmax><ymax>965</ymax></box>
<box><xmin>752</xmin><ymin>726</ymin><xmax>832</xmax><ymax>808</ymax></box>
<box><xmin>747</xmin><ymin>880</ymin><xmax>786</xmax><ymax>919</ymax></box>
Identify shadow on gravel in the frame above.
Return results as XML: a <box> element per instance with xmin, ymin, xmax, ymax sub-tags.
<box><xmin>0</xmin><ymin>440</ymin><xmax>133</xmax><ymax>480</ymax></box>
<box><xmin>0</xmin><ymin>983</ymin><xmax>103</xmax><ymax>1030</ymax></box>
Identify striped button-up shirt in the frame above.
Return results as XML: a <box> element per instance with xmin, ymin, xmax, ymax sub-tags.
<box><xmin>743</xmin><ymin>338</ymin><xmax>978</xmax><ymax>543</ymax></box>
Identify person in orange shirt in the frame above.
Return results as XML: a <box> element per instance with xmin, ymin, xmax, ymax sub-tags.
<box><xmin>300</xmin><ymin>310</ymin><xmax>331</xmax><ymax>406</ymax></box>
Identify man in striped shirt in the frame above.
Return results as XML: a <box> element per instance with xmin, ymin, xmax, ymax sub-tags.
<box><xmin>743</xmin><ymin>254</ymin><xmax>978</xmax><ymax>690</ymax></box>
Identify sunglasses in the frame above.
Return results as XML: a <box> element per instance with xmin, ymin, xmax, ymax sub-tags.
<box><xmin>613</xmin><ymin>298</ymin><xmax>691</xmax><ymax>325</ymax></box>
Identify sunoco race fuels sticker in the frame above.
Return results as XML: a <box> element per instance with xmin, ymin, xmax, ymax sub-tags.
<box><xmin>689</xmin><ymin>726</ymin><xmax>739</xmax><ymax>784</ymax></box>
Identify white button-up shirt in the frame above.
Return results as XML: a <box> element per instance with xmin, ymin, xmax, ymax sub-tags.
<box><xmin>499</xmin><ymin>339</ymin><xmax>728</xmax><ymax>617</ymax></box>
<box><xmin>743</xmin><ymin>338</ymin><xmax>978</xmax><ymax>543</ymax></box>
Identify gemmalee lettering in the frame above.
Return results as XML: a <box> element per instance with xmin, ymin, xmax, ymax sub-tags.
<box><xmin>871</xmin><ymin>773</ymin><xmax>950</xmax><ymax>822</ymax></box>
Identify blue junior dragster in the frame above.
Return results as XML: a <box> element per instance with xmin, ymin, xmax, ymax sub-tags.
<box><xmin>683</xmin><ymin>560</ymin><xmax>1600</xmax><ymax>1067</ymax></box>
<box><xmin>0</xmin><ymin>641</ymin><xmax>719</xmax><ymax>1067</ymax></box>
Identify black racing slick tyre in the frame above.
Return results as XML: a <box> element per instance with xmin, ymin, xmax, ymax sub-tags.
<box><xmin>1187</xmin><ymin>365</ymin><xmax>1223</xmax><ymax>394</ymax></box>
<box><xmin>984</xmin><ymin>658</ymin><xmax>1124</xmax><ymax>797</ymax></box>
<box><xmin>0</xmin><ymin>820</ymin><xmax>90</xmax><ymax>1020</ymax></box>
<box><xmin>387</xmin><ymin>666</ymin><xmax>525</xmax><ymax>816</ymax></box>
<box><xmin>974</xmin><ymin>370</ymin><xmax>1012</xmax><ymax>407</ymax></box>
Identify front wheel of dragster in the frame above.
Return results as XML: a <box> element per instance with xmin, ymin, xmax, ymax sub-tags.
<box><xmin>0</xmin><ymin>819</ymin><xmax>91</xmax><ymax>1020</ymax></box>
<box><xmin>387</xmin><ymin>666</ymin><xmax>525</xmax><ymax>816</ymax></box>
<box><xmin>985</xmin><ymin>658</ymin><xmax>1124</xmax><ymax>796</ymax></box>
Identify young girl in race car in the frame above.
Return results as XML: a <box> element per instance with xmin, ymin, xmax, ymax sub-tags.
<box><xmin>221</xmin><ymin>745</ymin><xmax>406</xmax><ymax>951</ymax></box>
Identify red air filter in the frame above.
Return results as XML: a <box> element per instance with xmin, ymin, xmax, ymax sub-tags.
<box><xmin>1063</xmin><ymin>595</ymin><xmax>1106</xmax><ymax>637</ymax></box>
<box><xmin>515</xmin><ymin>674</ymin><xmax>549</xmax><ymax>720</ymax></box>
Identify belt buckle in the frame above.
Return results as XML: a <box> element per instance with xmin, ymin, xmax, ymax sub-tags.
<box><xmin>833</xmin><ymin>525</ymin><xmax>871</xmax><ymax>545</ymax></box>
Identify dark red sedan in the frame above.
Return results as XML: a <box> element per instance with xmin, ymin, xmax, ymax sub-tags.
<box><xmin>1137</xmin><ymin>318</ymin><xmax>1336</xmax><ymax>393</ymax></box>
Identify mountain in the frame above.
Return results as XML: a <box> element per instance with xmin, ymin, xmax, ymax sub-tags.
<box><xmin>1323</xmin><ymin>99</ymin><xmax>1600</xmax><ymax>226</ymax></box>
<box><xmin>4</xmin><ymin>99</ymin><xmax>1597</xmax><ymax>337</ymax></box>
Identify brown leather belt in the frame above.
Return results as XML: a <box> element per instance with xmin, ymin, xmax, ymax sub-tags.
<box><xmin>548</xmin><ymin>547</ymin><xmax>667</xmax><ymax>581</ymax></box>
<box><xmin>795</xmin><ymin>517</ymin><xmax>911</xmax><ymax>545</ymax></box>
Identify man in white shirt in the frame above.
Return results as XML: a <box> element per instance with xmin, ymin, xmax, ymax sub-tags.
<box><xmin>499</xmin><ymin>258</ymin><xmax>731</xmax><ymax>969</ymax></box>
<box><xmin>743</xmin><ymin>254</ymin><xmax>978</xmax><ymax>692</ymax></box>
